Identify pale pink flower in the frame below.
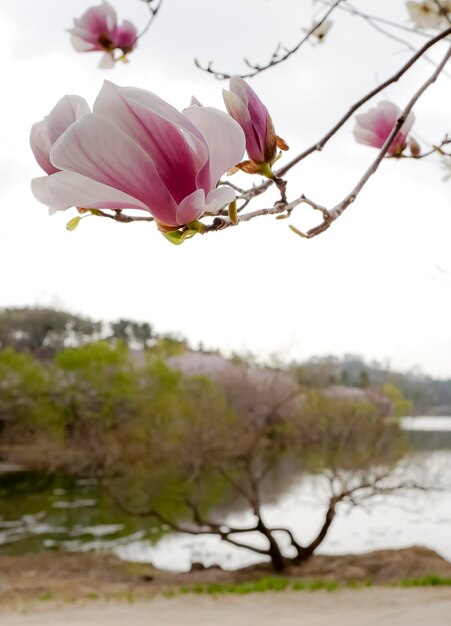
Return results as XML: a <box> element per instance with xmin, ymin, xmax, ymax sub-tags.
<box><xmin>353</xmin><ymin>101</ymin><xmax>415</xmax><ymax>157</ymax></box>
<box><xmin>304</xmin><ymin>19</ymin><xmax>333</xmax><ymax>42</ymax></box>
<box><xmin>406</xmin><ymin>1</ymin><xmax>446</xmax><ymax>29</ymax></box>
<box><xmin>31</xmin><ymin>81</ymin><xmax>245</xmax><ymax>230</ymax></box>
<box><xmin>68</xmin><ymin>1</ymin><xmax>138</xmax><ymax>69</ymax></box>
<box><xmin>223</xmin><ymin>76</ymin><xmax>288</xmax><ymax>174</ymax></box>
<box><xmin>30</xmin><ymin>95</ymin><xmax>91</xmax><ymax>176</ymax></box>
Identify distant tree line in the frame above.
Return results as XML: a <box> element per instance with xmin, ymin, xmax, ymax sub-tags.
<box><xmin>292</xmin><ymin>355</ymin><xmax>451</xmax><ymax>415</ymax></box>
<box><xmin>0</xmin><ymin>307</ymin><xmax>187</xmax><ymax>359</ymax></box>
<box><xmin>1</xmin><ymin>307</ymin><xmax>449</xmax><ymax>414</ymax></box>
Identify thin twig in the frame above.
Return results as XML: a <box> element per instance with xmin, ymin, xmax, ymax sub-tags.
<box><xmin>137</xmin><ymin>0</ymin><xmax>165</xmax><ymax>41</ymax></box>
<box><xmin>194</xmin><ymin>0</ymin><xmax>344</xmax><ymax>80</ymax></box>
<box><xmin>276</xmin><ymin>26</ymin><xmax>451</xmax><ymax>177</ymax></box>
<box><xmin>317</xmin><ymin>0</ymin><xmax>431</xmax><ymax>37</ymax></box>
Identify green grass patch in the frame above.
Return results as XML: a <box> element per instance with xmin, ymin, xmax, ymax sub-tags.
<box><xmin>38</xmin><ymin>591</ymin><xmax>54</xmax><ymax>601</ymax></box>
<box><xmin>176</xmin><ymin>576</ymin><xmax>347</xmax><ymax>595</ymax></box>
<box><xmin>396</xmin><ymin>575</ymin><xmax>451</xmax><ymax>587</ymax></box>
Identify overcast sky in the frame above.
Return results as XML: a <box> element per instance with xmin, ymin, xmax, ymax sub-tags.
<box><xmin>1</xmin><ymin>0</ymin><xmax>450</xmax><ymax>376</ymax></box>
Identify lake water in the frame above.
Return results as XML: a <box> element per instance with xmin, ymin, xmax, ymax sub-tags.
<box><xmin>1</xmin><ymin>416</ymin><xmax>451</xmax><ymax>571</ymax></box>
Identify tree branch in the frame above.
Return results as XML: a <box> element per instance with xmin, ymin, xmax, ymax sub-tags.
<box><xmin>194</xmin><ymin>0</ymin><xmax>345</xmax><ymax>80</ymax></box>
<box><xmin>276</xmin><ymin>26</ymin><xmax>451</xmax><ymax>177</ymax></box>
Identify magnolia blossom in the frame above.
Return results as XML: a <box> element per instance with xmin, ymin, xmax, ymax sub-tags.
<box><xmin>353</xmin><ymin>101</ymin><xmax>415</xmax><ymax>157</ymax></box>
<box><xmin>223</xmin><ymin>76</ymin><xmax>288</xmax><ymax>174</ymax></box>
<box><xmin>304</xmin><ymin>20</ymin><xmax>333</xmax><ymax>42</ymax></box>
<box><xmin>406</xmin><ymin>0</ymin><xmax>448</xmax><ymax>29</ymax></box>
<box><xmin>68</xmin><ymin>1</ymin><xmax>138</xmax><ymax>69</ymax></box>
<box><xmin>30</xmin><ymin>95</ymin><xmax>91</xmax><ymax>177</ymax></box>
<box><xmin>31</xmin><ymin>81</ymin><xmax>246</xmax><ymax>231</ymax></box>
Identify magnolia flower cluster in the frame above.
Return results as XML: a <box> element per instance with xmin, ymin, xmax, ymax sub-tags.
<box><xmin>30</xmin><ymin>75</ymin><xmax>418</xmax><ymax>244</ymax></box>
<box><xmin>30</xmin><ymin>77</ymin><xmax>291</xmax><ymax>242</ymax></box>
<box><xmin>68</xmin><ymin>1</ymin><xmax>138</xmax><ymax>69</ymax></box>
<box><xmin>406</xmin><ymin>0</ymin><xmax>451</xmax><ymax>29</ymax></box>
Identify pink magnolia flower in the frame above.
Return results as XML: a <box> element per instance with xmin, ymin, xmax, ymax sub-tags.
<box><xmin>30</xmin><ymin>95</ymin><xmax>91</xmax><ymax>176</ymax></box>
<box><xmin>31</xmin><ymin>81</ymin><xmax>246</xmax><ymax>231</ymax></box>
<box><xmin>223</xmin><ymin>76</ymin><xmax>288</xmax><ymax>175</ymax></box>
<box><xmin>353</xmin><ymin>101</ymin><xmax>415</xmax><ymax>157</ymax></box>
<box><xmin>68</xmin><ymin>1</ymin><xmax>138</xmax><ymax>69</ymax></box>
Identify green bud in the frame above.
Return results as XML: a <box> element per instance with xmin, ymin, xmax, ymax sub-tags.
<box><xmin>228</xmin><ymin>200</ymin><xmax>238</xmax><ymax>225</ymax></box>
<box><xmin>162</xmin><ymin>229</ymin><xmax>198</xmax><ymax>245</ymax></box>
<box><xmin>66</xmin><ymin>216</ymin><xmax>82</xmax><ymax>232</ymax></box>
<box><xmin>289</xmin><ymin>224</ymin><xmax>307</xmax><ymax>238</ymax></box>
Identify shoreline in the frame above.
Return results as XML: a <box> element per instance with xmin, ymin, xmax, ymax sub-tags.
<box><xmin>1</xmin><ymin>546</ymin><xmax>451</xmax><ymax>610</ymax></box>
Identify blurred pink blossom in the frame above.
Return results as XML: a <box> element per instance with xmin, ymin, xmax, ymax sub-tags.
<box><xmin>68</xmin><ymin>1</ymin><xmax>138</xmax><ymax>69</ymax></box>
<box><xmin>223</xmin><ymin>76</ymin><xmax>288</xmax><ymax>174</ymax></box>
<box><xmin>353</xmin><ymin>101</ymin><xmax>415</xmax><ymax>157</ymax></box>
<box><xmin>31</xmin><ymin>82</ymin><xmax>245</xmax><ymax>230</ymax></box>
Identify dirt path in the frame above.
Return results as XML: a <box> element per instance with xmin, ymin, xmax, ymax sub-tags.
<box><xmin>2</xmin><ymin>588</ymin><xmax>451</xmax><ymax>626</ymax></box>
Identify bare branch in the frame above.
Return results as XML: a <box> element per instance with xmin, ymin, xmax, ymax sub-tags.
<box><xmin>318</xmin><ymin>0</ymin><xmax>432</xmax><ymax>38</ymax></box>
<box><xmin>194</xmin><ymin>0</ymin><xmax>345</xmax><ymax>80</ymax></box>
<box><xmin>136</xmin><ymin>0</ymin><xmax>165</xmax><ymax>41</ymax></box>
<box><xmin>276</xmin><ymin>26</ymin><xmax>451</xmax><ymax>177</ymax></box>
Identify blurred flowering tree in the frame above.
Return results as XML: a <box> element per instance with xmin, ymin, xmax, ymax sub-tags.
<box><xmin>30</xmin><ymin>0</ymin><xmax>450</xmax><ymax>244</ymax></box>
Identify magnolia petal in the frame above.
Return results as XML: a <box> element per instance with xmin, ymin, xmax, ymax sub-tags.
<box><xmin>229</xmin><ymin>75</ymin><xmax>250</xmax><ymax>106</ymax></box>
<box><xmin>30</xmin><ymin>122</ymin><xmax>57</xmax><ymax>175</ymax></box>
<box><xmin>83</xmin><ymin>1</ymin><xmax>117</xmax><ymax>35</ymax></box>
<box><xmin>175</xmin><ymin>189</ymin><xmax>206</xmax><ymax>226</ymax></box>
<box><xmin>32</xmin><ymin>171</ymin><xmax>150</xmax><ymax>214</ymax></box>
<box><xmin>69</xmin><ymin>33</ymin><xmax>98</xmax><ymax>51</ymax></box>
<box><xmin>229</xmin><ymin>76</ymin><xmax>268</xmax><ymax>158</ymax></box>
<box><xmin>223</xmin><ymin>88</ymin><xmax>264</xmax><ymax>163</ymax></box>
<box><xmin>205</xmin><ymin>186</ymin><xmax>236</xmax><ymax>214</ymax></box>
<box><xmin>354</xmin><ymin>102</ymin><xmax>415</xmax><ymax>155</ymax></box>
<box><xmin>46</xmin><ymin>95</ymin><xmax>91</xmax><ymax>145</ymax></box>
<box><xmin>50</xmin><ymin>113</ymin><xmax>177</xmax><ymax>223</ymax></box>
<box><xmin>175</xmin><ymin>186</ymin><xmax>236</xmax><ymax>226</ymax></box>
<box><xmin>95</xmin><ymin>82</ymin><xmax>207</xmax><ymax>163</ymax></box>
<box><xmin>183</xmin><ymin>105</ymin><xmax>246</xmax><ymax>186</ymax></box>
<box><xmin>99</xmin><ymin>52</ymin><xmax>115</xmax><ymax>69</ymax></box>
<box><xmin>402</xmin><ymin>110</ymin><xmax>415</xmax><ymax>136</ymax></box>
<box><xmin>31</xmin><ymin>176</ymin><xmax>71</xmax><ymax>213</ymax></box>
<box><xmin>115</xmin><ymin>20</ymin><xmax>138</xmax><ymax>49</ymax></box>
<box><xmin>353</xmin><ymin>126</ymin><xmax>381</xmax><ymax>147</ymax></box>
<box><xmin>94</xmin><ymin>81</ymin><xmax>201</xmax><ymax>202</ymax></box>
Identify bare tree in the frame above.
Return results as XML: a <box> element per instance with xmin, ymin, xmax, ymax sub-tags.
<box><xmin>106</xmin><ymin>366</ymin><xmax>409</xmax><ymax>572</ymax></box>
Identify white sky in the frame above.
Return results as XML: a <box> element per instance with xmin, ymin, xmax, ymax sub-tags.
<box><xmin>0</xmin><ymin>0</ymin><xmax>450</xmax><ymax>376</ymax></box>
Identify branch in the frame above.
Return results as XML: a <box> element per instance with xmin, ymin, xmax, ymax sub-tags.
<box><xmin>136</xmin><ymin>0</ymin><xmax>165</xmax><ymax>41</ymax></box>
<box><xmin>217</xmin><ymin>25</ymin><xmax>451</xmax><ymax>214</ymax></box>
<box><xmin>298</xmin><ymin>42</ymin><xmax>451</xmax><ymax>239</ymax></box>
<box><xmin>194</xmin><ymin>0</ymin><xmax>344</xmax><ymax>80</ymax></box>
<box><xmin>276</xmin><ymin>26</ymin><xmax>451</xmax><ymax>177</ymax></box>
<box><xmin>206</xmin><ymin>40</ymin><xmax>450</xmax><ymax>240</ymax></box>
<box><xmin>333</xmin><ymin>0</ymin><xmax>451</xmax><ymax>79</ymax></box>
<box><xmin>220</xmin><ymin>536</ymin><xmax>270</xmax><ymax>556</ymax></box>
<box><xmin>296</xmin><ymin>495</ymin><xmax>338</xmax><ymax>560</ymax></box>
<box><xmin>318</xmin><ymin>0</ymin><xmax>432</xmax><ymax>38</ymax></box>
